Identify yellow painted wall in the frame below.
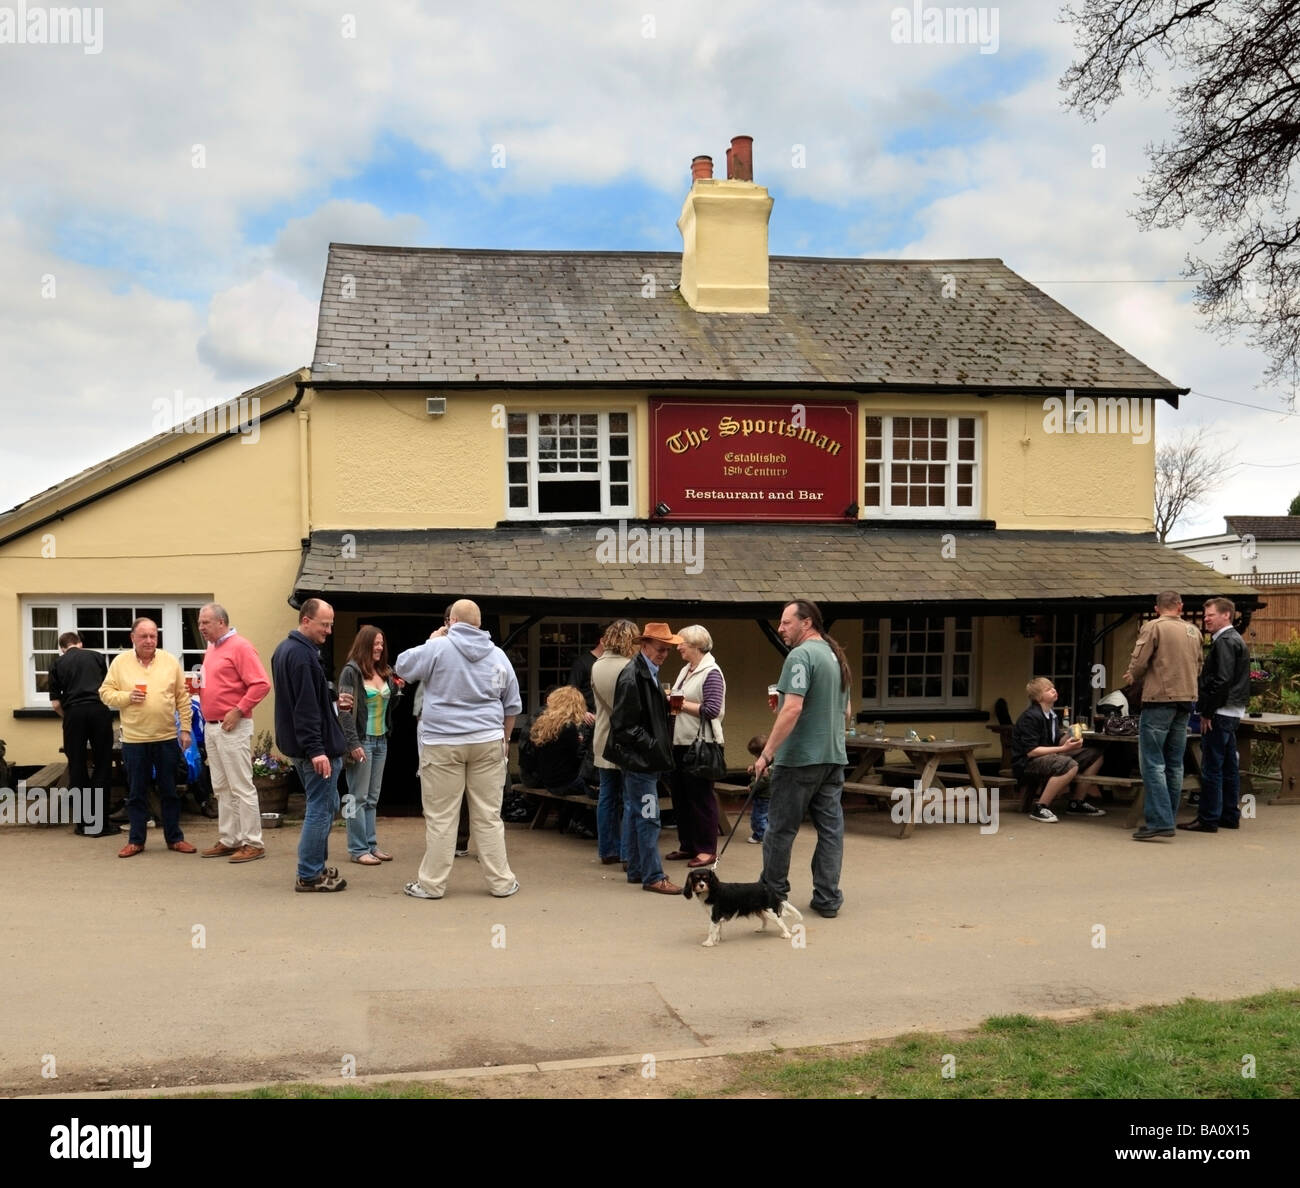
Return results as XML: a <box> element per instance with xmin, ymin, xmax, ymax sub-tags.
<box><xmin>303</xmin><ymin>388</ymin><xmax>1156</xmax><ymax>532</ymax></box>
<box><xmin>0</xmin><ymin>375</ymin><xmax>305</xmax><ymax>765</ymax></box>
<box><xmin>1</xmin><ymin>372</ymin><xmax>1160</xmax><ymax>772</ymax></box>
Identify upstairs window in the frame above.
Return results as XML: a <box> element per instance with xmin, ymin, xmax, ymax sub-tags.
<box><xmin>506</xmin><ymin>411</ymin><xmax>633</xmax><ymax>519</ymax></box>
<box><xmin>864</xmin><ymin>415</ymin><xmax>979</xmax><ymax>517</ymax></box>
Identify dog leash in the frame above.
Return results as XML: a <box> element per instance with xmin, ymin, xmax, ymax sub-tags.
<box><xmin>712</xmin><ymin>782</ymin><xmax>757</xmax><ymax>869</ymax></box>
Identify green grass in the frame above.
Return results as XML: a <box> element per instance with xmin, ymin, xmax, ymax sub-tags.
<box><xmin>713</xmin><ymin>990</ymin><xmax>1300</xmax><ymax>1098</ymax></box>
<box><xmin>168</xmin><ymin>990</ymin><xmax>1300</xmax><ymax>1099</ymax></box>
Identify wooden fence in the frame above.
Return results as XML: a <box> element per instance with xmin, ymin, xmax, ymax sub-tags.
<box><xmin>1232</xmin><ymin>573</ymin><xmax>1300</xmax><ymax>648</ymax></box>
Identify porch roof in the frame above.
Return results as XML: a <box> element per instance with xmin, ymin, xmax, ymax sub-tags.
<box><xmin>292</xmin><ymin>526</ymin><xmax>1260</xmax><ymax>617</ymax></box>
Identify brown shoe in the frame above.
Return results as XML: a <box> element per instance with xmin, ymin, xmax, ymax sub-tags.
<box><xmin>117</xmin><ymin>842</ymin><xmax>145</xmax><ymax>858</ymax></box>
<box><xmin>643</xmin><ymin>878</ymin><xmax>681</xmax><ymax>895</ymax></box>
<box><xmin>167</xmin><ymin>840</ymin><xmax>197</xmax><ymax>853</ymax></box>
<box><xmin>201</xmin><ymin>842</ymin><xmax>240</xmax><ymax>858</ymax></box>
<box><xmin>600</xmin><ymin>855</ymin><xmax>622</xmax><ymax>865</ymax></box>
<box><xmin>229</xmin><ymin>845</ymin><xmax>266</xmax><ymax>863</ymax></box>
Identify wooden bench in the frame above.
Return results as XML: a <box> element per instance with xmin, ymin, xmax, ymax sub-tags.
<box><xmin>513</xmin><ymin>782</ymin><xmax>678</xmax><ymax>831</ymax></box>
<box><xmin>842</xmin><ymin>781</ymin><xmax>916</xmax><ymax>837</ymax></box>
<box><xmin>875</xmin><ymin>765</ymin><xmax>1016</xmax><ymax>789</ymax></box>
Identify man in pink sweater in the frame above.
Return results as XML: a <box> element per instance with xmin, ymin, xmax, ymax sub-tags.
<box><xmin>197</xmin><ymin>603</ymin><xmax>271</xmax><ymax>863</ymax></box>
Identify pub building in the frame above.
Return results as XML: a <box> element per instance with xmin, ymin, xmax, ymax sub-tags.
<box><xmin>0</xmin><ymin>136</ymin><xmax>1258</xmax><ymax>810</ymax></box>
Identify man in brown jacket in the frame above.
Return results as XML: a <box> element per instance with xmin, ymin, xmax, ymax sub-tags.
<box><xmin>1121</xmin><ymin>591</ymin><xmax>1204</xmax><ymax>841</ymax></box>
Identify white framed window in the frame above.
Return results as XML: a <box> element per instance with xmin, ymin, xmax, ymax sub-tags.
<box><xmin>501</xmin><ymin>617</ymin><xmax>606</xmax><ymax>715</ymax></box>
<box><xmin>506</xmin><ymin>411</ymin><xmax>634</xmax><ymax>519</ymax></box>
<box><xmin>860</xmin><ymin>615</ymin><xmax>976</xmax><ymax>709</ymax></box>
<box><xmin>864</xmin><ymin>415</ymin><xmax>980</xmax><ymax>517</ymax></box>
<box><xmin>22</xmin><ymin>597</ymin><xmax>209</xmax><ymax>705</ymax></box>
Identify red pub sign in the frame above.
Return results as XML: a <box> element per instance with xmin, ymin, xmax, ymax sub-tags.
<box><xmin>649</xmin><ymin>398</ymin><xmax>858</xmax><ymax>521</ymax></box>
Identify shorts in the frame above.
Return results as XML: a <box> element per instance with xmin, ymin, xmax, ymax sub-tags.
<box><xmin>1022</xmin><ymin>747</ymin><xmax>1102</xmax><ymax>781</ymax></box>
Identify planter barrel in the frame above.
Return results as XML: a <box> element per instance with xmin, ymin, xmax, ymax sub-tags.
<box><xmin>253</xmin><ymin>775</ymin><xmax>290</xmax><ymax>814</ymax></box>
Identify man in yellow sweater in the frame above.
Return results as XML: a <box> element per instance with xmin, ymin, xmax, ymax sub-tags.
<box><xmin>99</xmin><ymin>617</ymin><xmax>194</xmax><ymax>857</ymax></box>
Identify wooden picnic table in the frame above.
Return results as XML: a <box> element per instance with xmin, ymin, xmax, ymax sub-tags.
<box><xmin>1080</xmin><ymin>729</ymin><xmax>1203</xmax><ymax>827</ymax></box>
<box><xmin>842</xmin><ymin>736</ymin><xmax>992</xmax><ymax>837</ymax></box>
<box><xmin>1234</xmin><ymin>713</ymin><xmax>1300</xmax><ymax>804</ymax></box>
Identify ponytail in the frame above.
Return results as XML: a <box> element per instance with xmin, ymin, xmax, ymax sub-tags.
<box><xmin>786</xmin><ymin>598</ymin><xmax>852</xmax><ymax>693</ymax></box>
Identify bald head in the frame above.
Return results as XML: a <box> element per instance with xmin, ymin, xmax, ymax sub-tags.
<box><xmin>448</xmin><ymin>599</ymin><xmax>482</xmax><ymax>628</ymax></box>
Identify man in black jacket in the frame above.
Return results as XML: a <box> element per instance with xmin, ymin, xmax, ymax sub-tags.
<box><xmin>605</xmin><ymin>623</ymin><xmax>681</xmax><ymax>895</ymax></box>
<box><xmin>1183</xmin><ymin>597</ymin><xmax>1251</xmax><ymax>832</ymax></box>
<box><xmin>47</xmin><ymin>632</ymin><xmax>121</xmax><ymax>837</ymax></box>
<box><xmin>271</xmin><ymin>599</ymin><xmax>348</xmax><ymax>891</ymax></box>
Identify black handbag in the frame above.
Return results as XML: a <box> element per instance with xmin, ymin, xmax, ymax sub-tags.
<box><xmin>682</xmin><ymin>716</ymin><xmax>728</xmax><ymax>780</ymax></box>
<box><xmin>1103</xmin><ymin>715</ymin><xmax>1139</xmax><ymax>737</ymax></box>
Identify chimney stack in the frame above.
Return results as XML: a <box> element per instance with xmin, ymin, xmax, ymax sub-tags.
<box><xmin>677</xmin><ymin>135</ymin><xmax>772</xmax><ymax>314</ymax></box>
<box><xmin>729</xmin><ymin>135</ymin><xmax>753</xmax><ymax>181</ymax></box>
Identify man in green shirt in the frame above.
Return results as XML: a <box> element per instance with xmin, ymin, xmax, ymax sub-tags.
<box><xmin>753</xmin><ymin>599</ymin><xmax>850</xmax><ymax>918</ymax></box>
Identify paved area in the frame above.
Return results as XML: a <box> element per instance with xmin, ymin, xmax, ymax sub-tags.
<box><xmin>3</xmin><ymin>800</ymin><xmax>1298</xmax><ymax>1094</ymax></box>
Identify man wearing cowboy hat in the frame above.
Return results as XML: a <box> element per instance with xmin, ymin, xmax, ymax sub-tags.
<box><xmin>605</xmin><ymin>623</ymin><xmax>682</xmax><ymax>895</ymax></box>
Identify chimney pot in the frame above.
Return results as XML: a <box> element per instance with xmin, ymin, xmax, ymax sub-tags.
<box><xmin>690</xmin><ymin>155</ymin><xmax>713</xmax><ymax>181</ymax></box>
<box><xmin>730</xmin><ymin>135</ymin><xmax>753</xmax><ymax>181</ymax></box>
<box><xmin>725</xmin><ymin>146</ymin><xmax>734</xmax><ymax>179</ymax></box>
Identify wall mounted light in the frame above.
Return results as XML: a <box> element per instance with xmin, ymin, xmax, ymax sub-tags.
<box><xmin>654</xmin><ymin>501</ymin><xmax>671</xmax><ymax>517</ymax></box>
<box><xmin>844</xmin><ymin>502</ymin><xmax>859</xmax><ymax>518</ymax></box>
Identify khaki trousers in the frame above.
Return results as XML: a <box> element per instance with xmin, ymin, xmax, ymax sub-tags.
<box><xmin>207</xmin><ymin>716</ymin><xmax>262</xmax><ymax>848</ymax></box>
<box><xmin>415</xmin><ymin>740</ymin><xmax>514</xmax><ymax>896</ymax></box>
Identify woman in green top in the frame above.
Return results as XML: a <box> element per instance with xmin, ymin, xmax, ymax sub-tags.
<box><xmin>338</xmin><ymin>626</ymin><xmax>403</xmax><ymax>865</ymax></box>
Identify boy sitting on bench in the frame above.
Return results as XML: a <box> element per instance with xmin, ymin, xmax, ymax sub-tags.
<box><xmin>1012</xmin><ymin>677</ymin><xmax>1105</xmax><ymax>823</ymax></box>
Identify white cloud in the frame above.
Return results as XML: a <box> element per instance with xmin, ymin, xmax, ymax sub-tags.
<box><xmin>196</xmin><ymin>271</ymin><xmax>317</xmax><ymax>381</ymax></box>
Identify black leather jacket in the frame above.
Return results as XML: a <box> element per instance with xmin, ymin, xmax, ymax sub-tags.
<box><xmin>1198</xmin><ymin>627</ymin><xmax>1250</xmax><ymax>713</ymax></box>
<box><xmin>605</xmin><ymin>652</ymin><xmax>673</xmax><ymax>773</ymax></box>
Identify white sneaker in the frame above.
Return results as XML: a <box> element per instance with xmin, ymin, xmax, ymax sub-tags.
<box><xmin>454</xmin><ymin>847</ymin><xmax>470</xmax><ymax>857</ymax></box>
<box><xmin>1028</xmin><ymin>803</ymin><xmax>1058</xmax><ymax>823</ymax></box>
<box><xmin>403</xmin><ymin>881</ymin><xmax>442</xmax><ymax>900</ymax></box>
<box><xmin>492</xmin><ymin>880</ymin><xmax>521</xmax><ymax>898</ymax></box>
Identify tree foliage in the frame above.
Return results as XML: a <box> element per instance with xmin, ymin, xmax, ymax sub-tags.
<box><xmin>1154</xmin><ymin>425</ymin><xmax>1235</xmax><ymax>540</ymax></box>
<box><xmin>1060</xmin><ymin>0</ymin><xmax>1300</xmax><ymax>389</ymax></box>
<box><xmin>1288</xmin><ymin>491</ymin><xmax>1300</xmax><ymax>515</ymax></box>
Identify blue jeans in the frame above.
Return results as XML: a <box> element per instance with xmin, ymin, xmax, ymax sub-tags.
<box><xmin>1138</xmin><ymin>704</ymin><xmax>1189</xmax><ymax>831</ymax></box>
<box><xmin>621</xmin><ymin>770</ymin><xmax>665</xmax><ymax>887</ymax></box>
<box><xmin>751</xmin><ymin>794</ymin><xmax>770</xmax><ymax>838</ymax></box>
<box><xmin>122</xmin><ymin>740</ymin><xmax>184</xmax><ymax>847</ymax></box>
<box><xmin>294</xmin><ymin>756</ymin><xmax>341</xmax><ymax>880</ymax></box>
<box><xmin>1198</xmin><ymin>713</ymin><xmax>1241</xmax><ymax>826</ymax></box>
<box><xmin>597</xmin><ymin>767</ymin><xmax>625</xmax><ymax>860</ymax></box>
<box><xmin>345</xmin><ymin>736</ymin><xmax>387</xmax><ymax>856</ymax></box>
<box><xmin>762</xmin><ymin>763</ymin><xmax>844</xmax><ymax>911</ymax></box>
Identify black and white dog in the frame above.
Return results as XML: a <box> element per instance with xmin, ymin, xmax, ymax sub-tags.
<box><xmin>682</xmin><ymin>868</ymin><xmax>804</xmax><ymax>947</ymax></box>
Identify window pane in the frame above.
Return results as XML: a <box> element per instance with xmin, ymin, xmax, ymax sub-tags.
<box><xmin>610</xmin><ymin>485</ymin><xmax>628</xmax><ymax>505</ymax></box>
<box><xmin>609</xmin><ymin>435</ymin><xmax>629</xmax><ymax>457</ymax></box>
<box><xmin>609</xmin><ymin>413</ymin><xmax>628</xmax><ymax>433</ymax></box>
<box><xmin>508</xmin><ymin>437</ymin><xmax>527</xmax><ymax>458</ymax></box>
<box><xmin>107</xmin><ymin>607</ymin><xmax>133</xmax><ymax>630</ymax></box>
<box><xmin>509</xmin><ymin>488</ymin><xmax>529</xmax><ymax>508</ymax></box>
<box><xmin>610</xmin><ymin>461</ymin><xmax>628</xmax><ymax>482</ymax></box>
<box><xmin>538</xmin><ymin>480</ymin><xmax>601</xmax><ymax>515</ymax></box>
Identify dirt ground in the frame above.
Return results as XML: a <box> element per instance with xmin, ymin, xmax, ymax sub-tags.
<box><xmin>4</xmin><ymin>796</ymin><xmax>1298</xmax><ymax>1097</ymax></box>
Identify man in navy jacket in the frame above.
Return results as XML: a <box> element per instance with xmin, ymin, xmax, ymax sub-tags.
<box><xmin>272</xmin><ymin>599</ymin><xmax>348</xmax><ymax>891</ymax></box>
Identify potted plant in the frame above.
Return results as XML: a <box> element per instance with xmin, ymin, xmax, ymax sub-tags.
<box><xmin>252</xmin><ymin>730</ymin><xmax>290</xmax><ymax>814</ymax></box>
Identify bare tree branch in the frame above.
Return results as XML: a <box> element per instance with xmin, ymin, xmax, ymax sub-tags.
<box><xmin>1154</xmin><ymin>425</ymin><xmax>1236</xmax><ymax>540</ymax></box>
<box><xmin>1060</xmin><ymin>0</ymin><xmax>1300</xmax><ymax>389</ymax></box>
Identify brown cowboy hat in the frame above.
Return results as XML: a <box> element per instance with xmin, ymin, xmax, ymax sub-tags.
<box><xmin>639</xmin><ymin>622</ymin><xmax>682</xmax><ymax>645</ymax></box>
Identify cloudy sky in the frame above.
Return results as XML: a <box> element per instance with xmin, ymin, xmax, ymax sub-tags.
<box><xmin>2</xmin><ymin>0</ymin><xmax>1297</xmax><ymax>537</ymax></box>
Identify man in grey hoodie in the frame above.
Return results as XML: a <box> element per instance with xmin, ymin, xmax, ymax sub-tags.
<box><xmin>395</xmin><ymin>599</ymin><xmax>523</xmax><ymax>899</ymax></box>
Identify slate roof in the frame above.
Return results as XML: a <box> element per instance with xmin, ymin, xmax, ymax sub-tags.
<box><xmin>312</xmin><ymin>246</ymin><xmax>1184</xmax><ymax>397</ymax></box>
<box><xmin>294</xmin><ymin>526</ymin><xmax>1250</xmax><ymax>610</ymax></box>
<box><xmin>1224</xmin><ymin>516</ymin><xmax>1300</xmax><ymax>540</ymax></box>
